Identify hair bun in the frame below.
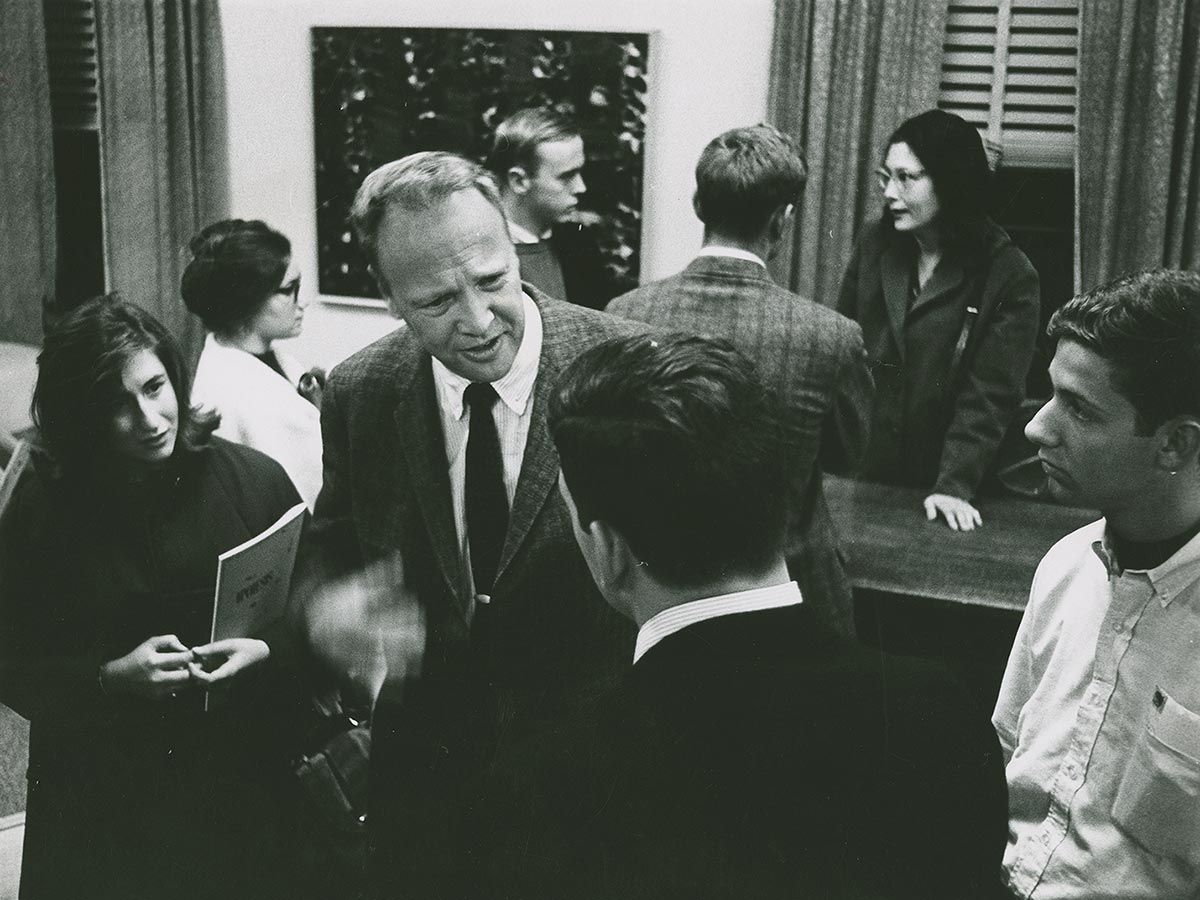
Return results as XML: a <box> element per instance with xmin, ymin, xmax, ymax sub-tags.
<box><xmin>188</xmin><ymin>219</ymin><xmax>252</xmax><ymax>259</ymax></box>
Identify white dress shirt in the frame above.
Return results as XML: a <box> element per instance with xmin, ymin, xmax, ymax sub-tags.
<box><xmin>431</xmin><ymin>292</ymin><xmax>543</xmax><ymax>601</ymax></box>
<box><xmin>994</xmin><ymin>519</ymin><xmax>1200</xmax><ymax>899</ymax></box>
<box><xmin>634</xmin><ymin>581</ymin><xmax>803</xmax><ymax>664</ymax></box>
<box><xmin>694</xmin><ymin>245</ymin><xmax>767</xmax><ymax>268</ymax></box>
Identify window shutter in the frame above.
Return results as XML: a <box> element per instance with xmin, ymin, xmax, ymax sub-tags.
<box><xmin>42</xmin><ymin>0</ymin><xmax>99</xmax><ymax>132</ymax></box>
<box><xmin>939</xmin><ymin>0</ymin><xmax>1078</xmax><ymax>169</ymax></box>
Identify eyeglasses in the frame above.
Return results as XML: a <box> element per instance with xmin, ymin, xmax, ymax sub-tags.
<box><xmin>276</xmin><ymin>276</ymin><xmax>302</xmax><ymax>304</ymax></box>
<box><xmin>876</xmin><ymin>168</ymin><xmax>928</xmax><ymax>193</ymax></box>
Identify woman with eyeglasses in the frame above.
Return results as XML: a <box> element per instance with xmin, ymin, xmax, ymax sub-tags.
<box><xmin>0</xmin><ymin>297</ymin><xmax>307</xmax><ymax>899</ymax></box>
<box><xmin>184</xmin><ymin>219</ymin><xmax>323</xmax><ymax>508</ymax></box>
<box><xmin>837</xmin><ymin>109</ymin><xmax>1040</xmax><ymax>531</ymax></box>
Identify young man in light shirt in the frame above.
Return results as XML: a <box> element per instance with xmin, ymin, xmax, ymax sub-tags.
<box><xmin>995</xmin><ymin>268</ymin><xmax>1200</xmax><ymax>899</ymax></box>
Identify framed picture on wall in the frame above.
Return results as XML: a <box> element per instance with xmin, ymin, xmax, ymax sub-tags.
<box><xmin>312</xmin><ymin>26</ymin><xmax>650</xmax><ymax>306</ymax></box>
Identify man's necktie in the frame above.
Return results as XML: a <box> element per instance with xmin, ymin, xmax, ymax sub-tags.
<box><xmin>464</xmin><ymin>382</ymin><xmax>508</xmax><ymax>599</ymax></box>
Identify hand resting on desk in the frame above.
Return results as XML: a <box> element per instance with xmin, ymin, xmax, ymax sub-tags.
<box><xmin>924</xmin><ymin>492</ymin><xmax>983</xmax><ymax>532</ymax></box>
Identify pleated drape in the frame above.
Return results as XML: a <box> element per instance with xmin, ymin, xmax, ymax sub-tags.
<box><xmin>767</xmin><ymin>0</ymin><xmax>948</xmax><ymax>306</ymax></box>
<box><xmin>1077</xmin><ymin>0</ymin><xmax>1200</xmax><ymax>290</ymax></box>
<box><xmin>0</xmin><ymin>0</ymin><xmax>57</xmax><ymax>345</ymax></box>
<box><xmin>95</xmin><ymin>0</ymin><xmax>229</xmax><ymax>367</ymax></box>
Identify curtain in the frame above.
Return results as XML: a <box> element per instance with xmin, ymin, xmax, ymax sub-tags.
<box><xmin>1077</xmin><ymin>0</ymin><xmax>1200</xmax><ymax>290</ymax></box>
<box><xmin>95</xmin><ymin>0</ymin><xmax>229</xmax><ymax>364</ymax></box>
<box><xmin>767</xmin><ymin>0</ymin><xmax>948</xmax><ymax>306</ymax></box>
<box><xmin>0</xmin><ymin>0</ymin><xmax>56</xmax><ymax>345</ymax></box>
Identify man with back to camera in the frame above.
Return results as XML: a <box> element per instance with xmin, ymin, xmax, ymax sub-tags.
<box><xmin>488</xmin><ymin>107</ymin><xmax>611</xmax><ymax>310</ymax></box>
<box><xmin>454</xmin><ymin>333</ymin><xmax>1007</xmax><ymax>900</ymax></box>
<box><xmin>994</xmin><ymin>269</ymin><xmax>1200</xmax><ymax>899</ymax></box>
<box><xmin>606</xmin><ymin>124</ymin><xmax>873</xmax><ymax>638</ymax></box>
<box><xmin>293</xmin><ymin>150</ymin><xmax>643</xmax><ymax>897</ymax></box>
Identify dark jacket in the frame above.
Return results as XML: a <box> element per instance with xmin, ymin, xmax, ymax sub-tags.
<box><xmin>837</xmin><ymin>219</ymin><xmax>1040</xmax><ymax>499</ymax></box>
<box><xmin>607</xmin><ymin>255</ymin><xmax>873</xmax><ymax>638</ymax></box>
<box><xmin>0</xmin><ymin>439</ymin><xmax>305</xmax><ymax>900</ymax></box>
<box><xmin>460</xmin><ymin>604</ymin><xmax>1009</xmax><ymax>900</ymax></box>
<box><xmin>294</xmin><ymin>288</ymin><xmax>645</xmax><ymax>895</ymax></box>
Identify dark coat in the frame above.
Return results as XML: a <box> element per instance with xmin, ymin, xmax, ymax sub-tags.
<box><xmin>0</xmin><ymin>439</ymin><xmax>306</xmax><ymax>900</ymax></box>
<box><xmin>296</xmin><ymin>288</ymin><xmax>645</xmax><ymax>894</ymax></box>
<box><xmin>459</xmin><ymin>604</ymin><xmax>1009</xmax><ymax>900</ymax></box>
<box><xmin>607</xmin><ymin>256</ymin><xmax>874</xmax><ymax>638</ymax></box>
<box><xmin>837</xmin><ymin>220</ymin><xmax>1040</xmax><ymax>498</ymax></box>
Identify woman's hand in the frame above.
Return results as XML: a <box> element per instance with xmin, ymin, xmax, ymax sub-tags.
<box><xmin>187</xmin><ymin>638</ymin><xmax>270</xmax><ymax>689</ymax></box>
<box><xmin>923</xmin><ymin>493</ymin><xmax>983</xmax><ymax>532</ymax></box>
<box><xmin>100</xmin><ymin>634</ymin><xmax>194</xmax><ymax>700</ymax></box>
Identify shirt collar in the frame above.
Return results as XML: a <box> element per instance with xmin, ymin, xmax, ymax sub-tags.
<box><xmin>694</xmin><ymin>246</ymin><xmax>767</xmax><ymax>268</ymax></box>
<box><xmin>508</xmin><ymin>221</ymin><xmax>548</xmax><ymax>245</ymax></box>
<box><xmin>633</xmin><ymin>581</ymin><xmax>802</xmax><ymax>664</ymax></box>
<box><xmin>431</xmin><ymin>292</ymin><xmax>543</xmax><ymax>420</ymax></box>
<box><xmin>1094</xmin><ymin>523</ymin><xmax>1200</xmax><ymax>607</ymax></box>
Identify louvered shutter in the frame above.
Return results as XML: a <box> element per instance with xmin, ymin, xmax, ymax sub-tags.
<box><xmin>939</xmin><ymin>0</ymin><xmax>1078</xmax><ymax>169</ymax></box>
<box><xmin>42</xmin><ymin>0</ymin><xmax>99</xmax><ymax>132</ymax></box>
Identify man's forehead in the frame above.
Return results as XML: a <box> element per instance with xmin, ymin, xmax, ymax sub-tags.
<box><xmin>1051</xmin><ymin>340</ymin><xmax>1127</xmax><ymax>407</ymax></box>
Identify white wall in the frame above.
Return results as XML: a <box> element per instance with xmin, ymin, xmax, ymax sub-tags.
<box><xmin>221</xmin><ymin>0</ymin><xmax>775</xmax><ymax>368</ymax></box>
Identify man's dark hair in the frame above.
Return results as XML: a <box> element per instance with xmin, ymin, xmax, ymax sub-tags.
<box><xmin>1048</xmin><ymin>268</ymin><xmax>1200</xmax><ymax>434</ymax></box>
<box><xmin>32</xmin><ymin>295</ymin><xmax>216</xmax><ymax>477</ymax></box>
<box><xmin>694</xmin><ymin>125</ymin><xmax>807</xmax><ymax>242</ymax></box>
<box><xmin>487</xmin><ymin>107</ymin><xmax>581</xmax><ymax>183</ymax></box>
<box><xmin>549</xmin><ymin>333</ymin><xmax>788</xmax><ymax>587</ymax></box>
<box><xmin>882</xmin><ymin>109</ymin><xmax>992</xmax><ymax>259</ymax></box>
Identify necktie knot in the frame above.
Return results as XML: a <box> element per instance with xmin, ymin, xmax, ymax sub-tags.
<box><xmin>465</xmin><ymin>382</ymin><xmax>499</xmax><ymax>412</ymax></box>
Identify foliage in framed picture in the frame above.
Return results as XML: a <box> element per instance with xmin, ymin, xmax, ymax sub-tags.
<box><xmin>312</xmin><ymin>27</ymin><xmax>650</xmax><ymax>302</ymax></box>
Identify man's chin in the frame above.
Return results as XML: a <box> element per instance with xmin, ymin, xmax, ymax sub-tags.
<box><xmin>447</xmin><ymin>347</ymin><xmax>517</xmax><ymax>384</ymax></box>
<box><xmin>1041</xmin><ymin>471</ymin><xmax>1080</xmax><ymax>505</ymax></box>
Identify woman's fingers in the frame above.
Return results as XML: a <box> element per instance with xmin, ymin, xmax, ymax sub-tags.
<box><xmin>923</xmin><ymin>494</ymin><xmax>983</xmax><ymax>532</ymax></box>
<box><xmin>156</xmin><ymin>649</ymin><xmax>195</xmax><ymax>670</ymax></box>
<box><xmin>150</xmin><ymin>633</ymin><xmax>189</xmax><ymax>653</ymax></box>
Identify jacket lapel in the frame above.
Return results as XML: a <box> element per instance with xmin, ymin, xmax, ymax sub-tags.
<box><xmin>909</xmin><ymin>255</ymin><xmax>967</xmax><ymax>316</ymax></box>
<box><xmin>392</xmin><ymin>348</ymin><xmax>463</xmax><ymax>609</ymax></box>
<box><xmin>879</xmin><ymin>240</ymin><xmax>911</xmax><ymax>359</ymax></box>
<box><xmin>495</xmin><ymin>292</ymin><xmax>568</xmax><ymax>585</ymax></box>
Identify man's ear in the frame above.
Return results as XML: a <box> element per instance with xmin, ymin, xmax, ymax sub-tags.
<box><xmin>1159</xmin><ymin>416</ymin><xmax>1200</xmax><ymax>472</ymax></box>
<box><xmin>507</xmin><ymin>165</ymin><xmax>531</xmax><ymax>195</ymax></box>
<box><xmin>368</xmin><ymin>264</ymin><xmax>402</xmax><ymax>319</ymax></box>
<box><xmin>586</xmin><ymin>518</ymin><xmax>639</xmax><ymax>588</ymax></box>
<box><xmin>692</xmin><ymin>190</ymin><xmax>703</xmax><ymax>221</ymax></box>
<box><xmin>766</xmin><ymin>202</ymin><xmax>795</xmax><ymax>245</ymax></box>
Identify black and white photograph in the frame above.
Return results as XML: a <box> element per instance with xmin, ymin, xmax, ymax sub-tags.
<box><xmin>2</xmin><ymin>0</ymin><xmax>1199</xmax><ymax>898</ymax></box>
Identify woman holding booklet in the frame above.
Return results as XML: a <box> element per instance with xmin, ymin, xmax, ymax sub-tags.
<box><xmin>0</xmin><ymin>298</ymin><xmax>307</xmax><ymax>900</ymax></box>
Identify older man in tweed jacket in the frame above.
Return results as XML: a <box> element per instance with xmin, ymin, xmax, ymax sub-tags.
<box><xmin>607</xmin><ymin>126</ymin><xmax>873</xmax><ymax>637</ymax></box>
<box><xmin>297</xmin><ymin>152</ymin><xmax>643</xmax><ymax>896</ymax></box>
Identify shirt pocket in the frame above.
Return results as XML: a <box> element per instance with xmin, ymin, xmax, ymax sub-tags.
<box><xmin>1111</xmin><ymin>686</ymin><xmax>1200</xmax><ymax>865</ymax></box>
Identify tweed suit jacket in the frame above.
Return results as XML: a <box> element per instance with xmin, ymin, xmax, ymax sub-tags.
<box><xmin>297</xmin><ymin>286</ymin><xmax>644</xmax><ymax>894</ymax></box>
<box><xmin>606</xmin><ymin>256</ymin><xmax>873</xmax><ymax>637</ymax></box>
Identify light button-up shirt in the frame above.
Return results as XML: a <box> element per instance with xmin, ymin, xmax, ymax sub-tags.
<box><xmin>431</xmin><ymin>293</ymin><xmax>543</xmax><ymax>604</ymax></box>
<box><xmin>994</xmin><ymin>519</ymin><xmax>1200</xmax><ymax>899</ymax></box>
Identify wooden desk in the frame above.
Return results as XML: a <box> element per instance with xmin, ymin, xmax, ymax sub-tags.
<box><xmin>825</xmin><ymin>476</ymin><xmax>1097</xmax><ymax>612</ymax></box>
